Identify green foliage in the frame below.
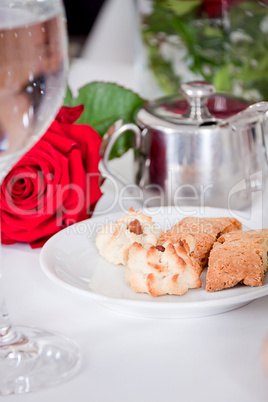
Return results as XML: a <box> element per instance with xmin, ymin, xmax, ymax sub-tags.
<box><xmin>64</xmin><ymin>82</ymin><xmax>145</xmax><ymax>159</ymax></box>
<box><xmin>141</xmin><ymin>0</ymin><xmax>268</xmax><ymax>100</ymax></box>
<box><xmin>163</xmin><ymin>0</ymin><xmax>201</xmax><ymax>16</ymax></box>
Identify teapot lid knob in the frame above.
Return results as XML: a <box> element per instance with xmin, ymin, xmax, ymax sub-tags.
<box><xmin>181</xmin><ymin>81</ymin><xmax>215</xmax><ymax>121</ymax></box>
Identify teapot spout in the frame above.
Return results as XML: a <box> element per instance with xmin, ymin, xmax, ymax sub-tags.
<box><xmin>224</xmin><ymin>101</ymin><xmax>268</xmax><ymax>129</ymax></box>
<box><xmin>248</xmin><ymin>101</ymin><xmax>268</xmax><ymax>113</ymax></box>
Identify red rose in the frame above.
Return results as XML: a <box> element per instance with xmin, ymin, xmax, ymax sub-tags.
<box><xmin>1</xmin><ymin>105</ymin><xmax>102</xmax><ymax>248</ymax></box>
<box><xmin>202</xmin><ymin>0</ymin><xmax>246</xmax><ymax>18</ymax></box>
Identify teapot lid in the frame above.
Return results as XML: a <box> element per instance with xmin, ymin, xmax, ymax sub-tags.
<box><xmin>137</xmin><ymin>81</ymin><xmax>251</xmax><ymax>130</ymax></box>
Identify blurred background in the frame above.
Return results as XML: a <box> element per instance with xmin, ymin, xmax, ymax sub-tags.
<box><xmin>63</xmin><ymin>0</ymin><xmax>107</xmax><ymax>57</ymax></box>
<box><xmin>63</xmin><ymin>0</ymin><xmax>268</xmax><ymax>101</ymax></box>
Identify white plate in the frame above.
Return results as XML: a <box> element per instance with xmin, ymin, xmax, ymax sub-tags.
<box><xmin>40</xmin><ymin>206</ymin><xmax>268</xmax><ymax>319</ymax></box>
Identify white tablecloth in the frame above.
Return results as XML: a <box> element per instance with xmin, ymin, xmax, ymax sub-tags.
<box><xmin>6</xmin><ymin>1</ymin><xmax>268</xmax><ymax>400</ymax></box>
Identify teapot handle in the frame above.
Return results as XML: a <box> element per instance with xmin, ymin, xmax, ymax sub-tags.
<box><xmin>248</xmin><ymin>101</ymin><xmax>268</xmax><ymax>157</ymax></box>
<box><xmin>101</xmin><ymin>122</ymin><xmax>141</xmax><ymax>187</ymax></box>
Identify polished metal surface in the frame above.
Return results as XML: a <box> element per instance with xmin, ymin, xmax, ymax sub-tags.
<box><xmin>136</xmin><ymin>110</ymin><xmax>268</xmax><ymax>209</ymax></box>
<box><xmin>180</xmin><ymin>81</ymin><xmax>215</xmax><ymax>120</ymax></box>
<box><xmin>102</xmin><ymin>82</ymin><xmax>268</xmax><ymax>210</ymax></box>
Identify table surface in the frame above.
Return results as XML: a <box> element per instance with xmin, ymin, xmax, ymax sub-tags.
<box><xmin>5</xmin><ymin>0</ymin><xmax>268</xmax><ymax>400</ymax></box>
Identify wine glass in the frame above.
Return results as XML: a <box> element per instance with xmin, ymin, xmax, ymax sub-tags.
<box><xmin>0</xmin><ymin>0</ymin><xmax>79</xmax><ymax>395</ymax></box>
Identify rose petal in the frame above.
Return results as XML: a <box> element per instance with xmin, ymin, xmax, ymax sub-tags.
<box><xmin>1</xmin><ymin>105</ymin><xmax>102</xmax><ymax>247</ymax></box>
<box><xmin>55</xmin><ymin>105</ymin><xmax>84</xmax><ymax>124</ymax></box>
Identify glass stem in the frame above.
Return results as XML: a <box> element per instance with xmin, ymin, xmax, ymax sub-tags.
<box><xmin>0</xmin><ymin>199</ymin><xmax>20</xmax><ymax>346</ymax></box>
<box><xmin>0</xmin><ymin>267</ymin><xmax>21</xmax><ymax>346</ymax></box>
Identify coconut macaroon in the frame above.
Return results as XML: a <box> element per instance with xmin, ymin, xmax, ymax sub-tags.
<box><xmin>125</xmin><ymin>241</ymin><xmax>202</xmax><ymax>297</ymax></box>
<box><xmin>206</xmin><ymin>229</ymin><xmax>268</xmax><ymax>292</ymax></box>
<box><xmin>158</xmin><ymin>217</ymin><xmax>242</xmax><ymax>268</ymax></box>
<box><xmin>96</xmin><ymin>208</ymin><xmax>163</xmax><ymax>265</ymax></box>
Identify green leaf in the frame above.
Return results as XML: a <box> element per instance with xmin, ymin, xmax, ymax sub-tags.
<box><xmin>203</xmin><ymin>25</ymin><xmax>223</xmax><ymax>38</ymax></box>
<box><xmin>236</xmin><ymin>54</ymin><xmax>268</xmax><ymax>82</ymax></box>
<box><xmin>63</xmin><ymin>86</ymin><xmax>73</xmax><ymax>106</ymax></box>
<box><xmin>64</xmin><ymin>82</ymin><xmax>145</xmax><ymax>159</ymax></box>
<box><xmin>142</xmin><ymin>3</ymin><xmax>176</xmax><ymax>35</ymax></box>
<box><xmin>212</xmin><ymin>65</ymin><xmax>232</xmax><ymax>92</ymax></box>
<box><xmin>163</xmin><ymin>0</ymin><xmax>201</xmax><ymax>16</ymax></box>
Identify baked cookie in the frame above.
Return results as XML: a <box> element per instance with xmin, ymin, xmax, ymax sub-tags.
<box><xmin>96</xmin><ymin>208</ymin><xmax>163</xmax><ymax>265</ymax></box>
<box><xmin>217</xmin><ymin>229</ymin><xmax>268</xmax><ymax>244</ymax></box>
<box><xmin>126</xmin><ymin>241</ymin><xmax>202</xmax><ymax>297</ymax></box>
<box><xmin>176</xmin><ymin>217</ymin><xmax>242</xmax><ymax>238</ymax></box>
<box><xmin>158</xmin><ymin>217</ymin><xmax>242</xmax><ymax>268</ymax></box>
<box><xmin>206</xmin><ymin>229</ymin><xmax>268</xmax><ymax>292</ymax></box>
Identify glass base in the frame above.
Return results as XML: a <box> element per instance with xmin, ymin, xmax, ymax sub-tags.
<box><xmin>0</xmin><ymin>326</ymin><xmax>80</xmax><ymax>395</ymax></box>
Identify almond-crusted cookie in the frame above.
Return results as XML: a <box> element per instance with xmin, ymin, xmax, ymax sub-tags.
<box><xmin>96</xmin><ymin>208</ymin><xmax>163</xmax><ymax>265</ymax></box>
<box><xmin>206</xmin><ymin>229</ymin><xmax>268</xmax><ymax>292</ymax></box>
<box><xmin>125</xmin><ymin>241</ymin><xmax>202</xmax><ymax>297</ymax></box>
<box><xmin>158</xmin><ymin>217</ymin><xmax>242</xmax><ymax>268</ymax></box>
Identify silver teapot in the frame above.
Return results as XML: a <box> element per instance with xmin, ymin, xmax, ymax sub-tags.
<box><xmin>102</xmin><ymin>81</ymin><xmax>268</xmax><ymax>209</ymax></box>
